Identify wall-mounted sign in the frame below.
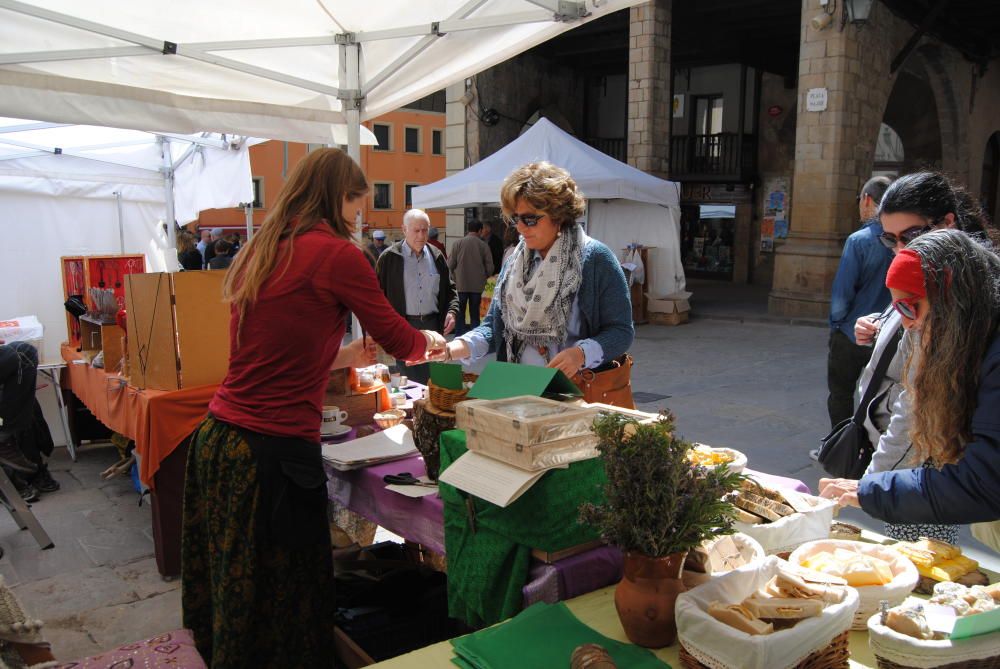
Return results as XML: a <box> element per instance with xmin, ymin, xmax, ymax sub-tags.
<box><xmin>672</xmin><ymin>94</ymin><xmax>685</xmax><ymax>118</ymax></box>
<box><xmin>768</xmin><ymin>105</ymin><xmax>783</xmax><ymax>117</ymax></box>
<box><xmin>681</xmin><ymin>183</ymin><xmax>752</xmax><ymax>204</ymax></box>
<box><xmin>806</xmin><ymin>88</ymin><xmax>828</xmax><ymax>112</ymax></box>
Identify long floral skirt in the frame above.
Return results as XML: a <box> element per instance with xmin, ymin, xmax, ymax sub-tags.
<box><xmin>182</xmin><ymin>416</ymin><xmax>336</xmax><ymax>668</ymax></box>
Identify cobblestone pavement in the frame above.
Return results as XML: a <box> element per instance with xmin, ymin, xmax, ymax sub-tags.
<box><xmin>2</xmin><ymin>312</ymin><xmax>995</xmax><ymax>661</ymax></box>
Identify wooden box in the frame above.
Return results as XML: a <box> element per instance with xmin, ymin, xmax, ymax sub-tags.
<box><xmin>125</xmin><ymin>271</ymin><xmax>230</xmax><ymax>390</ymax></box>
<box><xmin>60</xmin><ymin>256</ymin><xmax>86</xmax><ymax>345</ymax></box>
<box><xmin>82</xmin><ymin>254</ymin><xmax>146</xmax><ymax>312</ymax></box>
<box><xmin>79</xmin><ymin>314</ymin><xmax>125</xmax><ymax>373</ymax></box>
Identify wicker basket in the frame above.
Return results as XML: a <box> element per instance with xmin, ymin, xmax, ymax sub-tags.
<box><xmin>868</xmin><ymin>612</ymin><xmax>1000</xmax><ymax>669</ymax></box>
<box><xmin>427</xmin><ymin>373</ymin><xmax>477</xmax><ymax>412</ymax></box>
<box><xmin>679</xmin><ymin>631</ymin><xmax>850</xmax><ymax>669</ymax></box>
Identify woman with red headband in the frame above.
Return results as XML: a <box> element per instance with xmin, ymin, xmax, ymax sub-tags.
<box><xmin>820</xmin><ymin>229</ymin><xmax>1000</xmax><ymax>530</ymax></box>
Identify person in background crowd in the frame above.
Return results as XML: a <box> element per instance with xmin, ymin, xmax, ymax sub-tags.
<box><xmin>820</xmin><ymin>229</ymin><xmax>1000</xmax><ymax>532</ymax></box>
<box><xmin>825</xmin><ymin>176</ymin><xmax>894</xmax><ymax>430</ymax></box>
<box><xmin>367</xmin><ymin>229</ymin><xmax>388</xmax><ymax>259</ymax></box>
<box><xmin>203</xmin><ymin>227</ymin><xmax>225</xmax><ymax>267</ymax></box>
<box><xmin>177</xmin><ymin>231</ymin><xmax>204</xmax><ymax>271</ymax></box>
<box><xmin>197</xmin><ymin>229</ymin><xmax>212</xmax><ymax>267</ymax></box>
<box><xmin>429</xmin><ymin>162</ymin><xmax>634</xmax><ymax>381</ymax></box>
<box><xmin>479</xmin><ymin>219</ymin><xmax>504</xmax><ymax>275</ymax></box>
<box><xmin>208</xmin><ymin>239</ymin><xmax>233</xmax><ymax>270</ymax></box>
<box><xmin>847</xmin><ymin>172</ymin><xmax>992</xmax><ymax>543</ymax></box>
<box><xmin>448</xmin><ymin>220</ymin><xmax>494</xmax><ymax>336</ymax></box>
<box><xmin>427</xmin><ymin>226</ymin><xmax>447</xmax><ymax>259</ymax></box>
<box><xmin>375</xmin><ymin>209</ymin><xmax>458</xmax><ymax>384</ymax></box>
<box><xmin>183</xmin><ymin>148</ymin><xmax>445</xmax><ymax>668</ymax></box>
<box><xmin>225</xmin><ymin>233</ymin><xmax>242</xmax><ymax>256</ymax></box>
<box><xmin>502</xmin><ymin>221</ymin><xmax>520</xmax><ymax>267</ymax></box>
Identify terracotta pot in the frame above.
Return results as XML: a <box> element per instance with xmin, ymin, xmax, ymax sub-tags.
<box><xmin>614</xmin><ymin>550</ymin><xmax>688</xmax><ymax>648</ymax></box>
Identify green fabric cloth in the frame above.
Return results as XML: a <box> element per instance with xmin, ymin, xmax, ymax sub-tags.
<box><xmin>439</xmin><ymin>430</ymin><xmax>606</xmax><ymax>628</ymax></box>
<box><xmin>450</xmin><ymin>601</ymin><xmax>669</xmax><ymax>669</ymax></box>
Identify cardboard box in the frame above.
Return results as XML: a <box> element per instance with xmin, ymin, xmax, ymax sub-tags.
<box><xmin>79</xmin><ymin>315</ymin><xmax>125</xmax><ymax>372</ymax></box>
<box><xmin>649</xmin><ymin>310</ymin><xmax>690</xmax><ymax>326</ymax></box>
<box><xmin>125</xmin><ymin>271</ymin><xmax>229</xmax><ymax>390</ymax></box>
<box><xmin>645</xmin><ymin>290</ymin><xmax>693</xmax><ymax>314</ymax></box>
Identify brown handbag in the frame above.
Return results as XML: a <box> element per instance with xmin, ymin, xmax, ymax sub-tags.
<box><xmin>572</xmin><ymin>354</ymin><xmax>635</xmax><ymax>409</ymax></box>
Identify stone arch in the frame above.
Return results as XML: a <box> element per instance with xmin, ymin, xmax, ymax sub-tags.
<box><xmin>880</xmin><ymin>66</ymin><xmax>942</xmax><ymax>173</ymax></box>
<box><xmin>907</xmin><ymin>44</ymin><xmax>970</xmax><ymax>179</ymax></box>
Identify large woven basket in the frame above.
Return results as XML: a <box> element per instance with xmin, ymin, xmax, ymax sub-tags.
<box><xmin>868</xmin><ymin>612</ymin><xmax>1000</xmax><ymax>669</ymax></box>
<box><xmin>679</xmin><ymin>631</ymin><xmax>850</xmax><ymax>669</ymax></box>
<box><xmin>427</xmin><ymin>373</ymin><xmax>477</xmax><ymax>412</ymax></box>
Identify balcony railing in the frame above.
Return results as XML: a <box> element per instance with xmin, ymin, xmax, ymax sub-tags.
<box><xmin>670</xmin><ymin>133</ymin><xmax>756</xmax><ymax>181</ymax></box>
<box><xmin>583</xmin><ymin>137</ymin><xmax>626</xmax><ymax>163</ymax></box>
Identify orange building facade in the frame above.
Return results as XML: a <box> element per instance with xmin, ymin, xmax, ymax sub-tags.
<box><xmin>194</xmin><ymin>108</ymin><xmax>446</xmax><ymax>242</ymax></box>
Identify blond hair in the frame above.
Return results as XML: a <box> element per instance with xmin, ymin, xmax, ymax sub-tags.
<box><xmin>499</xmin><ymin>162</ymin><xmax>586</xmax><ymax>228</ymax></box>
<box><xmin>223</xmin><ymin>148</ymin><xmax>368</xmax><ymax>339</ymax></box>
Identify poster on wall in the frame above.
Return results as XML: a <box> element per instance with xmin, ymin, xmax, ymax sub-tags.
<box><xmin>672</xmin><ymin>94</ymin><xmax>685</xmax><ymax>118</ymax></box>
<box><xmin>761</xmin><ymin>176</ymin><xmax>791</xmax><ymax>250</ymax></box>
<box><xmin>761</xmin><ymin>216</ymin><xmax>775</xmax><ymax>252</ymax></box>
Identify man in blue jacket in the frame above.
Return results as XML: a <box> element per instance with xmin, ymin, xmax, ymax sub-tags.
<box><xmin>826</xmin><ymin>176</ymin><xmax>893</xmax><ymax>430</ymax></box>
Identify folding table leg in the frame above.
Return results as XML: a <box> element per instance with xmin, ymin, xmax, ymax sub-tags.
<box><xmin>44</xmin><ymin>369</ymin><xmax>76</xmax><ymax>461</ymax></box>
<box><xmin>0</xmin><ymin>469</ymin><xmax>54</xmax><ymax>550</ymax></box>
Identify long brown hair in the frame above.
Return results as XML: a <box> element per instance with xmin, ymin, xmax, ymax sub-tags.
<box><xmin>223</xmin><ymin>148</ymin><xmax>368</xmax><ymax>337</ymax></box>
<box><xmin>905</xmin><ymin>230</ymin><xmax>1000</xmax><ymax>465</ymax></box>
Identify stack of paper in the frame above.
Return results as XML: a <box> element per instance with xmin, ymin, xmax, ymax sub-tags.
<box><xmin>321</xmin><ymin>424</ymin><xmax>417</xmax><ymax>471</ymax></box>
<box><xmin>438</xmin><ymin>451</ymin><xmax>566</xmax><ymax>508</ymax></box>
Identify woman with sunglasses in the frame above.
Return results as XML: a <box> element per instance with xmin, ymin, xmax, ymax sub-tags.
<box><xmin>427</xmin><ymin>161</ymin><xmax>634</xmax><ymax>386</ymax></box>
<box><xmin>849</xmin><ymin>172</ymin><xmax>992</xmax><ymax>542</ymax></box>
<box><xmin>820</xmin><ymin>229</ymin><xmax>1000</xmax><ymax>530</ymax></box>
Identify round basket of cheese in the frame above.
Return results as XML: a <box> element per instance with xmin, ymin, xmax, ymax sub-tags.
<box><xmin>789</xmin><ymin>539</ymin><xmax>919</xmax><ymax>630</ymax></box>
<box><xmin>688</xmin><ymin>443</ymin><xmax>747</xmax><ymax>474</ymax></box>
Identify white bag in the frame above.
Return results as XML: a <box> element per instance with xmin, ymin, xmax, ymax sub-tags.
<box><xmin>0</xmin><ymin>315</ymin><xmax>43</xmax><ymax>352</ymax></box>
<box><xmin>676</xmin><ymin>556</ymin><xmax>859</xmax><ymax>669</ymax></box>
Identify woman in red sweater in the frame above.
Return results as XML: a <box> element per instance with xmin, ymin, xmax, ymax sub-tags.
<box><xmin>182</xmin><ymin>148</ymin><xmax>445</xmax><ymax>668</ymax></box>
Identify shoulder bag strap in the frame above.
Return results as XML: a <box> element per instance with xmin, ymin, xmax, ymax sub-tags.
<box><xmin>851</xmin><ymin>325</ymin><xmax>903</xmax><ymax>424</ymax></box>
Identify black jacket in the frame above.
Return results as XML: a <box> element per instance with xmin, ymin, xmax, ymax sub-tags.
<box><xmin>859</xmin><ymin>332</ymin><xmax>1000</xmax><ymax>524</ymax></box>
<box><xmin>375</xmin><ymin>241</ymin><xmax>458</xmax><ymax>334</ymax></box>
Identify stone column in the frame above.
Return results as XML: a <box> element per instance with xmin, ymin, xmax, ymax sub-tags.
<box><xmin>768</xmin><ymin>0</ymin><xmax>900</xmax><ymax>318</ymax></box>
<box><xmin>627</xmin><ymin>0</ymin><xmax>671</xmax><ymax>178</ymax></box>
<box><xmin>444</xmin><ymin>81</ymin><xmax>469</xmax><ymax>252</ymax></box>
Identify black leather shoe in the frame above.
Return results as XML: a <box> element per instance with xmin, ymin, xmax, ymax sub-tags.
<box><xmin>0</xmin><ymin>437</ymin><xmax>37</xmax><ymax>475</ymax></box>
<box><xmin>9</xmin><ymin>472</ymin><xmax>40</xmax><ymax>503</ymax></box>
<box><xmin>28</xmin><ymin>464</ymin><xmax>59</xmax><ymax>494</ymax></box>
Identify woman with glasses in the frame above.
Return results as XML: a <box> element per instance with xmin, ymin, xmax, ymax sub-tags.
<box><xmin>848</xmin><ymin>172</ymin><xmax>994</xmax><ymax>542</ymax></box>
<box><xmin>820</xmin><ymin>229</ymin><xmax>1000</xmax><ymax>531</ymax></box>
<box><xmin>428</xmin><ymin>161</ymin><xmax>634</xmax><ymax>388</ymax></box>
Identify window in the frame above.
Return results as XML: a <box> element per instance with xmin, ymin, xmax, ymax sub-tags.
<box><xmin>404</xmin><ymin>127</ymin><xmax>420</xmax><ymax>153</ymax></box>
<box><xmin>252</xmin><ymin>177</ymin><xmax>264</xmax><ymax>209</ymax></box>
<box><xmin>373</xmin><ymin>183</ymin><xmax>392</xmax><ymax>210</ymax></box>
<box><xmin>372</xmin><ymin>124</ymin><xmax>391</xmax><ymax>151</ymax></box>
<box><xmin>404</xmin><ymin>183</ymin><xmax>420</xmax><ymax>207</ymax></box>
<box><xmin>693</xmin><ymin>95</ymin><xmax>724</xmax><ymax>136</ymax></box>
<box><xmin>432</xmin><ymin>129</ymin><xmax>443</xmax><ymax>156</ymax></box>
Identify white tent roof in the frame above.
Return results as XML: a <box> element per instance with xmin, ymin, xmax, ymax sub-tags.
<box><xmin>0</xmin><ymin>0</ymin><xmax>644</xmax><ymax>144</ymax></box>
<box><xmin>412</xmin><ymin>117</ymin><xmax>680</xmax><ymax>209</ymax></box>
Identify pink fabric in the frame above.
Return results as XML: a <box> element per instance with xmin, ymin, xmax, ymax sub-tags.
<box><xmin>52</xmin><ymin>629</ymin><xmax>206</xmax><ymax>668</ymax></box>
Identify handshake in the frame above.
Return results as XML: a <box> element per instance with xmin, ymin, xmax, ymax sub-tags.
<box><xmin>408</xmin><ymin>331</ymin><xmax>469</xmax><ymax>365</ymax></box>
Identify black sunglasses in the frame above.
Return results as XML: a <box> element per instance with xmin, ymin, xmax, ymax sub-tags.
<box><xmin>505</xmin><ymin>213</ymin><xmax>547</xmax><ymax>227</ymax></box>
<box><xmin>879</xmin><ymin>224</ymin><xmax>933</xmax><ymax>250</ymax></box>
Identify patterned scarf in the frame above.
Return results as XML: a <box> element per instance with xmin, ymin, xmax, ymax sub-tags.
<box><xmin>500</xmin><ymin>224</ymin><xmax>584</xmax><ymax>363</ymax></box>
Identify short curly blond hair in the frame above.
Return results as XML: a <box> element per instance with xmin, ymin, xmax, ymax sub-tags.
<box><xmin>500</xmin><ymin>162</ymin><xmax>586</xmax><ymax>228</ymax></box>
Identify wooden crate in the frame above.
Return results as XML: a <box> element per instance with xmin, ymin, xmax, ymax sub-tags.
<box><xmin>60</xmin><ymin>256</ymin><xmax>86</xmax><ymax>346</ymax></box>
<box><xmin>83</xmin><ymin>254</ymin><xmax>146</xmax><ymax>312</ymax></box>
<box><xmin>79</xmin><ymin>315</ymin><xmax>125</xmax><ymax>372</ymax></box>
<box><xmin>125</xmin><ymin>271</ymin><xmax>230</xmax><ymax>390</ymax></box>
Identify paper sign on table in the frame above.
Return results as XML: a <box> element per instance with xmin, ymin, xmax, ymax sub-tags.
<box><xmin>438</xmin><ymin>450</ymin><xmax>552</xmax><ymax>508</ymax></box>
<box><xmin>385</xmin><ymin>476</ymin><xmax>439</xmax><ymax>498</ymax></box>
<box><xmin>430</xmin><ymin>362</ymin><xmax>464</xmax><ymax>390</ymax></box>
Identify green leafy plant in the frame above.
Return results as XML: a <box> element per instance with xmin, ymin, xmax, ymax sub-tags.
<box><xmin>580</xmin><ymin>411</ymin><xmax>744</xmax><ymax>558</ymax></box>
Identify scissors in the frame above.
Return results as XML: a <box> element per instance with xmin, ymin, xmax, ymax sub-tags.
<box><xmin>383</xmin><ymin>472</ymin><xmax>437</xmax><ymax>488</ymax></box>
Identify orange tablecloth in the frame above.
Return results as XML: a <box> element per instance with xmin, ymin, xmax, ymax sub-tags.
<box><xmin>60</xmin><ymin>344</ymin><xmax>216</xmax><ymax>488</ymax></box>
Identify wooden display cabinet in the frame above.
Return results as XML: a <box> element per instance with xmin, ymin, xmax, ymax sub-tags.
<box><xmin>125</xmin><ymin>271</ymin><xmax>230</xmax><ymax>391</ymax></box>
<box><xmin>60</xmin><ymin>256</ymin><xmax>86</xmax><ymax>346</ymax></box>
<box><xmin>83</xmin><ymin>254</ymin><xmax>146</xmax><ymax>312</ymax></box>
<box><xmin>79</xmin><ymin>314</ymin><xmax>125</xmax><ymax>372</ymax></box>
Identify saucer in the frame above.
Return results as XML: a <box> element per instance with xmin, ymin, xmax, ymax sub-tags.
<box><xmin>321</xmin><ymin>424</ymin><xmax>351</xmax><ymax>438</ymax></box>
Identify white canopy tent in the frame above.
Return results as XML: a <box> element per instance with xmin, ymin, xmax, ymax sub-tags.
<box><xmin>413</xmin><ymin>118</ymin><xmax>686</xmax><ymax>296</ymax></box>
<box><xmin>0</xmin><ymin>0</ymin><xmax>645</xmax><ymax>160</ymax></box>
<box><xmin>0</xmin><ymin>118</ymin><xmax>256</xmax><ymax>362</ymax></box>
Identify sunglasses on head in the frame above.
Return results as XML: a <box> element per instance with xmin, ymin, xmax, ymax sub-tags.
<box><xmin>892</xmin><ymin>295</ymin><xmax>921</xmax><ymax>320</ymax></box>
<box><xmin>505</xmin><ymin>213</ymin><xmax>547</xmax><ymax>227</ymax></box>
<box><xmin>879</xmin><ymin>224</ymin><xmax>933</xmax><ymax>250</ymax></box>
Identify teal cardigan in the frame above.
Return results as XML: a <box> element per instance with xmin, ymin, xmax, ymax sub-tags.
<box><xmin>474</xmin><ymin>237</ymin><xmax>634</xmax><ymax>366</ymax></box>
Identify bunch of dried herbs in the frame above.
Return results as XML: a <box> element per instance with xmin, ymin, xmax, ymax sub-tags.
<box><xmin>579</xmin><ymin>411</ymin><xmax>744</xmax><ymax>558</ymax></box>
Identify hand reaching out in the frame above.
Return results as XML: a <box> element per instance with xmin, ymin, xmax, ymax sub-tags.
<box><xmin>818</xmin><ymin>478</ymin><xmax>861</xmax><ymax>509</ymax></box>
<box><xmin>547</xmin><ymin>346</ymin><xmax>585</xmax><ymax>378</ymax></box>
<box><xmin>336</xmin><ymin>337</ymin><xmax>377</xmax><ymax>369</ymax></box>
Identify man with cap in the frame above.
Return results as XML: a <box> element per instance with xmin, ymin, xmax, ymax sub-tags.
<box><xmin>427</xmin><ymin>226</ymin><xmax>447</xmax><ymax>259</ymax></box>
<box><xmin>203</xmin><ymin>227</ymin><xmax>226</xmax><ymax>268</ymax></box>
<box><xmin>368</xmin><ymin>230</ymin><xmax>389</xmax><ymax>259</ymax></box>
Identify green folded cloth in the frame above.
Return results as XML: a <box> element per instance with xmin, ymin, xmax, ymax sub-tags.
<box><xmin>451</xmin><ymin>601</ymin><xmax>669</xmax><ymax>669</ymax></box>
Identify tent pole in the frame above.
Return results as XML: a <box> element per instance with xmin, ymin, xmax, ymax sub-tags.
<box><xmin>159</xmin><ymin>137</ymin><xmax>178</xmax><ymax>271</ymax></box>
<box><xmin>114</xmin><ymin>190</ymin><xmax>125</xmax><ymax>253</ymax></box>
<box><xmin>244</xmin><ymin>202</ymin><xmax>254</xmax><ymax>240</ymax></box>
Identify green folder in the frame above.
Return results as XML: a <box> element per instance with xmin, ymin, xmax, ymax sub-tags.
<box><xmin>467</xmin><ymin>361</ymin><xmax>582</xmax><ymax>400</ymax></box>
<box><xmin>430</xmin><ymin>362</ymin><xmax>466</xmax><ymax>390</ymax></box>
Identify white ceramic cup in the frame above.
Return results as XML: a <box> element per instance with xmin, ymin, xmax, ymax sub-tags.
<box><xmin>322</xmin><ymin>406</ymin><xmax>348</xmax><ymax>430</ymax></box>
<box><xmin>399</xmin><ymin>375</ymin><xmax>408</xmax><ymax>387</ymax></box>
<box><xmin>390</xmin><ymin>372</ymin><xmax>401</xmax><ymax>388</ymax></box>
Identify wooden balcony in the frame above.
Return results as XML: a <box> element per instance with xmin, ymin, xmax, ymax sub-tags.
<box><xmin>669</xmin><ymin>133</ymin><xmax>756</xmax><ymax>182</ymax></box>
